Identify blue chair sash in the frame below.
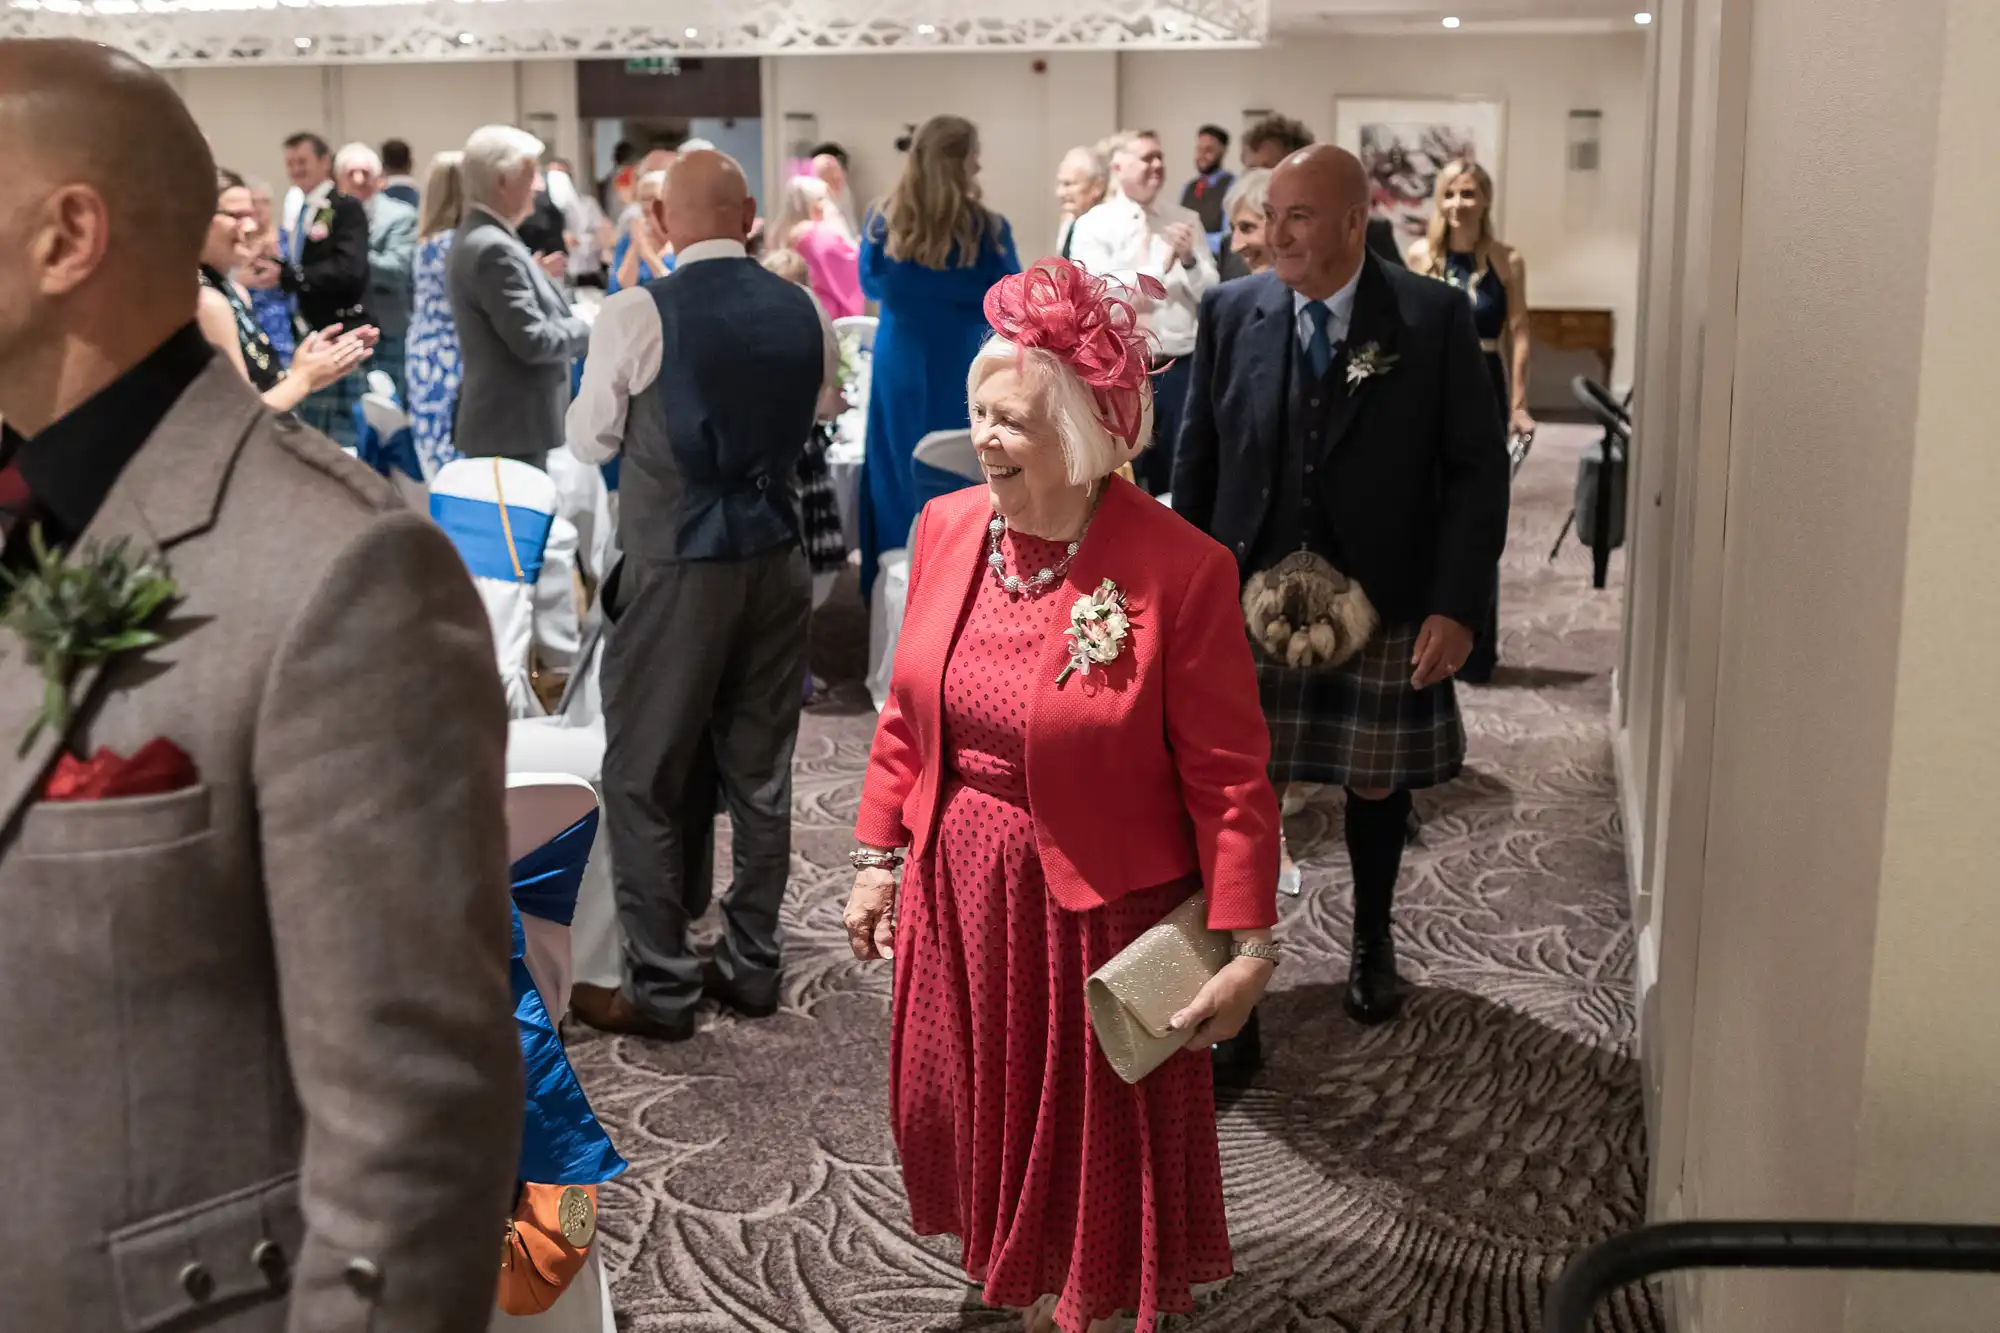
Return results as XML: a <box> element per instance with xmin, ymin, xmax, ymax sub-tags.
<box><xmin>509</xmin><ymin>813</ymin><xmax>626</xmax><ymax>1186</ymax></box>
<box><xmin>431</xmin><ymin>492</ymin><xmax>554</xmax><ymax>584</ymax></box>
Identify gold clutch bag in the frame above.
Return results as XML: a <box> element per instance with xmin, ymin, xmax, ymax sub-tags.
<box><xmin>1085</xmin><ymin>892</ymin><xmax>1231</xmax><ymax>1084</ymax></box>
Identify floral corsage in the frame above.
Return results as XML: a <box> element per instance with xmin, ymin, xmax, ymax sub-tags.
<box><xmin>1059</xmin><ymin>579</ymin><xmax>1130</xmax><ymax>685</ymax></box>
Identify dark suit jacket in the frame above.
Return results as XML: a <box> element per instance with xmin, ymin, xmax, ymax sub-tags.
<box><xmin>1367</xmin><ymin>217</ymin><xmax>1407</xmax><ymax>267</ymax></box>
<box><xmin>281</xmin><ymin>190</ymin><xmax>369</xmax><ymax>334</ymax></box>
<box><xmin>1171</xmin><ymin>259</ymin><xmax>1509</xmax><ymax>629</ymax></box>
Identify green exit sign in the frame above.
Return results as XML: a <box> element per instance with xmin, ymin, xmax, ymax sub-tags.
<box><xmin>624</xmin><ymin>57</ymin><xmax>681</xmax><ymax>76</ymax></box>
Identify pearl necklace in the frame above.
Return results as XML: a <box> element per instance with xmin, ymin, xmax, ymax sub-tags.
<box><xmin>986</xmin><ymin>513</ymin><xmax>1089</xmax><ymax>596</ymax></box>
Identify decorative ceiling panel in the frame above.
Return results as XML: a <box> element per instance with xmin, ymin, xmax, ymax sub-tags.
<box><xmin>0</xmin><ymin>0</ymin><xmax>1270</xmax><ymax>65</ymax></box>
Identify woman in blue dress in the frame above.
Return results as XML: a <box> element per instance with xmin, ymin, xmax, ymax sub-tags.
<box><xmin>1407</xmin><ymin>159</ymin><xmax>1532</xmax><ymax>683</ymax></box>
<box><xmin>857</xmin><ymin>114</ymin><xmax>1019</xmax><ymax>595</ymax></box>
<box><xmin>405</xmin><ymin>151</ymin><xmax>467</xmax><ymax>477</ymax></box>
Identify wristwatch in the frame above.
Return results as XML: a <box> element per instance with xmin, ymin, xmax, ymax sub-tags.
<box><xmin>1229</xmin><ymin>940</ymin><xmax>1282</xmax><ymax>966</ymax></box>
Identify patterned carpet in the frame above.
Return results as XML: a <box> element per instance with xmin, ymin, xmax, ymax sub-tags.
<box><xmin>567</xmin><ymin>424</ymin><xmax>1659</xmax><ymax>1332</ymax></box>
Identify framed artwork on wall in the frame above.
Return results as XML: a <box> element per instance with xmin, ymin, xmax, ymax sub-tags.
<box><xmin>1333</xmin><ymin>97</ymin><xmax>1506</xmax><ymax>250</ymax></box>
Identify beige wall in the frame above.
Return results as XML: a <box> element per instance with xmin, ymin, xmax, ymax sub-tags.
<box><xmin>1846</xmin><ymin>0</ymin><xmax>2000</xmax><ymax>1326</ymax></box>
<box><xmin>1119</xmin><ymin>33</ymin><xmax>1649</xmax><ymax>383</ymax></box>
<box><xmin>168</xmin><ymin>60</ymin><xmax>584</xmax><ymax>196</ymax></box>
<box><xmin>1626</xmin><ymin>0</ymin><xmax>2000</xmax><ymax>1327</ymax></box>
<box><xmin>764</xmin><ymin>50</ymin><xmax>1119</xmax><ymax>264</ymax></box>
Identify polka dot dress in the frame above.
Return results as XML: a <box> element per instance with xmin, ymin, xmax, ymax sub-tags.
<box><xmin>889</xmin><ymin>530</ymin><xmax>1234</xmax><ymax>1333</ymax></box>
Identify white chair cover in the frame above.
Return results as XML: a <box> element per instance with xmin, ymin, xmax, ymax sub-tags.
<box><xmin>494</xmin><ymin>774</ymin><xmax>617</xmax><ymax>1333</ymax></box>
<box><xmin>832</xmin><ymin>314</ymin><xmax>877</xmax><ymax>353</ymax></box>
<box><xmin>912</xmin><ymin>428</ymin><xmax>980</xmax><ymax>482</ymax></box>
<box><xmin>432</xmin><ymin>457</ymin><xmax>560</xmax><ymax>718</ymax></box>
<box><xmin>366</xmin><ymin>369</ymin><xmax>400</xmax><ymax>403</ymax></box>
<box><xmin>507</xmin><ymin>696</ymin><xmax>619</xmax><ymax>992</ymax></box>
<box><xmin>544</xmin><ymin>447</ymin><xmax>619</xmax><ymax>586</ymax></box>
<box><xmin>867</xmin><ymin>547</ymin><xmax>910</xmax><ymax>713</ymax></box>
<box><xmin>361</xmin><ymin>391</ymin><xmax>409</xmax><ymax>441</ymax></box>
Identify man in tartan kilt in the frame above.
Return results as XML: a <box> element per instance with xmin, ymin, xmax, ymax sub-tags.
<box><xmin>1174</xmin><ymin>145</ymin><xmax>1509</xmax><ymax>1078</ymax></box>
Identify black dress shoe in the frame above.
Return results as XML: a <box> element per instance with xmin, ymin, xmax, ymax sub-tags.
<box><xmin>569</xmin><ymin>983</ymin><xmax>696</xmax><ymax>1042</ymax></box>
<box><xmin>1210</xmin><ymin>1007</ymin><xmax>1263</xmax><ymax>1088</ymax></box>
<box><xmin>1344</xmin><ymin>931</ymin><xmax>1404</xmax><ymax>1025</ymax></box>
<box><xmin>703</xmin><ymin>960</ymin><xmax>780</xmax><ymax>1019</ymax></box>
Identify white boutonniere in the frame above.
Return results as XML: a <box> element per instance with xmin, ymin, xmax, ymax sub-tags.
<box><xmin>1058</xmin><ymin>579</ymin><xmax>1130</xmax><ymax>685</ymax></box>
<box><xmin>307</xmin><ymin>203</ymin><xmax>334</xmax><ymax>244</ymax></box>
<box><xmin>1346</xmin><ymin>341</ymin><xmax>1399</xmax><ymax>389</ymax></box>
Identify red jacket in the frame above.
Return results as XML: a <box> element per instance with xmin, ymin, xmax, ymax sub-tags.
<box><xmin>856</xmin><ymin>477</ymin><xmax>1280</xmax><ymax>931</ymax></box>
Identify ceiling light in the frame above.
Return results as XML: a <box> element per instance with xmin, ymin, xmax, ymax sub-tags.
<box><xmin>456</xmin><ymin>30</ymin><xmax>474</xmax><ymax>43</ymax></box>
<box><xmin>683</xmin><ymin>25</ymin><xmax>697</xmax><ymax>37</ymax></box>
<box><xmin>1441</xmin><ymin>15</ymin><xmax>1460</xmax><ymax>28</ymax></box>
<box><xmin>1634</xmin><ymin>11</ymin><xmax>1652</xmax><ymax>22</ymax></box>
<box><xmin>1162</xmin><ymin>19</ymin><xmax>1178</xmax><ymax>30</ymax></box>
<box><xmin>916</xmin><ymin>22</ymin><xmax>935</xmax><ymax>34</ymax></box>
<box><xmin>293</xmin><ymin>35</ymin><xmax>311</xmax><ymax>48</ymax></box>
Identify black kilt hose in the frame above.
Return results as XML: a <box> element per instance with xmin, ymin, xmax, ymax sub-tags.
<box><xmin>1257</xmin><ymin>622</ymin><xmax>1465</xmax><ymax>790</ymax></box>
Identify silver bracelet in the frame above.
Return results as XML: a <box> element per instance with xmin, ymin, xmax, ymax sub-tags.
<box><xmin>850</xmin><ymin>847</ymin><xmax>905</xmax><ymax>872</ymax></box>
<box><xmin>1229</xmin><ymin>940</ymin><xmax>1282</xmax><ymax>966</ymax></box>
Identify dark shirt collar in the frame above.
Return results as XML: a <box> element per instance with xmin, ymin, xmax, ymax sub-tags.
<box><xmin>0</xmin><ymin>322</ymin><xmax>214</xmax><ymax>545</ymax></box>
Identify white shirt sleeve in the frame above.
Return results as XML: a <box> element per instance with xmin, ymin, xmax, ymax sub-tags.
<box><xmin>565</xmin><ymin>289</ymin><xmax>662</xmax><ymax>466</ymax></box>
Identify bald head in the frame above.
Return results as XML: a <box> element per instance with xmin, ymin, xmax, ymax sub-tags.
<box><xmin>0</xmin><ymin>40</ymin><xmax>214</xmax><ymax>433</ymax></box>
<box><xmin>661</xmin><ymin>149</ymin><xmax>756</xmax><ymax>252</ymax></box>
<box><xmin>1265</xmin><ymin>144</ymin><xmax>1373</xmax><ymax>299</ymax></box>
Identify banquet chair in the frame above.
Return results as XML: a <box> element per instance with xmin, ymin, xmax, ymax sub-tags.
<box><xmin>911</xmin><ymin>428</ymin><xmax>980</xmax><ymax>483</ymax></box>
<box><xmin>507</xmin><ymin>626</ymin><xmax>618</xmax><ymax>994</ymax></box>
<box><xmin>358</xmin><ymin>390</ymin><xmax>428</xmax><ymax>509</ymax></box>
<box><xmin>431</xmin><ymin>457</ymin><xmax>559</xmax><ymax>718</ymax></box>
<box><xmin>866</xmin><ymin>514</ymin><xmax>920</xmax><ymax>712</ymax></box>
<box><xmin>366</xmin><ymin>369</ymin><xmax>399</xmax><ymax>403</ymax></box>
<box><xmin>495</xmin><ymin>773</ymin><xmax>620</xmax><ymax>1333</ymax></box>
<box><xmin>832</xmin><ymin>314</ymin><xmax>877</xmax><ymax>353</ymax></box>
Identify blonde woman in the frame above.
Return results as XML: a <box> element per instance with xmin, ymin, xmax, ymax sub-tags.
<box><xmin>609</xmin><ymin>169</ymin><xmax>671</xmax><ymax>293</ymax></box>
<box><xmin>405</xmin><ymin>150</ymin><xmax>467</xmax><ymax>474</ymax></box>
<box><xmin>771</xmin><ymin>174</ymin><xmax>864</xmax><ymax>319</ymax></box>
<box><xmin>1406</xmin><ymin>159</ymin><xmax>1525</xmax><ymax>680</ymax></box>
<box><xmin>855</xmin><ymin>113</ymin><xmax>1020</xmax><ymax>596</ymax></box>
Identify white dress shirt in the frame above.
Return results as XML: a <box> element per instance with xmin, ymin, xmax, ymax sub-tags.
<box><xmin>285</xmin><ymin>179</ymin><xmax>334</xmax><ymax>262</ymax></box>
<box><xmin>1292</xmin><ymin>263</ymin><xmax>1364</xmax><ymax>353</ymax></box>
<box><xmin>566</xmin><ymin>238</ymin><xmax>841</xmax><ymax>466</ymax></box>
<box><xmin>1064</xmin><ymin>193</ymin><xmax>1219</xmax><ymax>359</ymax></box>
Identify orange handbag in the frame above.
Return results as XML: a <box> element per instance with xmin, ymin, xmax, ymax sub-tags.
<box><xmin>498</xmin><ymin>1183</ymin><xmax>597</xmax><ymax>1315</ymax></box>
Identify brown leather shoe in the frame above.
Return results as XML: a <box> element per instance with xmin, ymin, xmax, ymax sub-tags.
<box><xmin>569</xmin><ymin>983</ymin><xmax>695</xmax><ymax>1042</ymax></box>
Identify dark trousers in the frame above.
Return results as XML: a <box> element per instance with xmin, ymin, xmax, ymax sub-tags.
<box><xmin>1140</xmin><ymin>354</ymin><xmax>1194</xmax><ymax>495</ymax></box>
<box><xmin>600</xmin><ymin>545</ymin><xmax>811</xmax><ymax>1024</ymax></box>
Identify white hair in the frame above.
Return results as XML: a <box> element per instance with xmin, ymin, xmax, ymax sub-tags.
<box><xmin>1223</xmin><ymin>167</ymin><xmax>1271</xmax><ymax>222</ymax></box>
<box><xmin>678</xmin><ymin>138</ymin><xmax>716</xmax><ymax>154</ymax></box>
<box><xmin>636</xmin><ymin>169</ymin><xmax>668</xmax><ymax>200</ymax></box>
<box><xmin>333</xmin><ymin>141</ymin><xmax>382</xmax><ymax>180</ymax></box>
<box><xmin>1060</xmin><ymin>145</ymin><xmax>1108</xmax><ymax>188</ymax></box>
<box><xmin>460</xmin><ymin>124</ymin><xmax>545</xmax><ymax>208</ymax></box>
<box><xmin>966</xmin><ymin>339</ymin><xmax>1150</xmax><ymax>486</ymax></box>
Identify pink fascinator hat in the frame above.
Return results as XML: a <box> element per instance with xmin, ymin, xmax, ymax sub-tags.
<box><xmin>982</xmin><ymin>257</ymin><xmax>1166</xmax><ymax>453</ymax></box>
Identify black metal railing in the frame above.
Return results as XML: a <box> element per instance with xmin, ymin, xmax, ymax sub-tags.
<box><xmin>1544</xmin><ymin>1220</ymin><xmax>2000</xmax><ymax>1333</ymax></box>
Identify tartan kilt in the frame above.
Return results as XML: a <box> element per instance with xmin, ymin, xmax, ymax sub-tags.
<box><xmin>797</xmin><ymin>424</ymin><xmax>848</xmax><ymax>575</ymax></box>
<box><xmin>1257</xmin><ymin>621</ymin><xmax>1465</xmax><ymax>790</ymax></box>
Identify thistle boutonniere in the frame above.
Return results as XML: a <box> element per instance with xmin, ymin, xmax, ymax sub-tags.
<box><xmin>1346</xmin><ymin>341</ymin><xmax>1399</xmax><ymax>389</ymax></box>
<box><xmin>1059</xmin><ymin>579</ymin><xmax>1130</xmax><ymax>685</ymax></box>
<box><xmin>0</xmin><ymin>528</ymin><xmax>179</xmax><ymax>754</ymax></box>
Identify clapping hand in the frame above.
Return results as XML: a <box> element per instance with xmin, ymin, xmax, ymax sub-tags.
<box><xmin>536</xmin><ymin>251</ymin><xmax>569</xmax><ymax>282</ymax></box>
<box><xmin>289</xmin><ymin>325</ymin><xmax>375</xmax><ymax>392</ymax></box>
<box><xmin>1411</xmin><ymin>614</ymin><xmax>1474</xmax><ymax>689</ymax></box>
<box><xmin>1163</xmin><ymin>221</ymin><xmax>1198</xmax><ymax>265</ymax></box>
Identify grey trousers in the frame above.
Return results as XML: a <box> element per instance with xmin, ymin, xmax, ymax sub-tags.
<box><xmin>599</xmin><ymin>545</ymin><xmax>810</xmax><ymax>1024</ymax></box>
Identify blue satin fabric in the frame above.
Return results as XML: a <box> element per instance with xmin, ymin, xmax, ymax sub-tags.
<box><xmin>430</xmin><ymin>492</ymin><xmax>554</xmax><ymax>584</ymax></box>
<box><xmin>510</xmin><ymin>813</ymin><xmax>626</xmax><ymax>1186</ymax></box>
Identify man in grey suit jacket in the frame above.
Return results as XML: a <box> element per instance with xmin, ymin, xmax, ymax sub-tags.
<box><xmin>336</xmin><ymin>141</ymin><xmax>419</xmax><ymax>403</ymax></box>
<box><xmin>0</xmin><ymin>41</ymin><xmax>522</xmax><ymax>1329</ymax></box>
<box><xmin>448</xmin><ymin>123</ymin><xmax>591</xmax><ymax>464</ymax></box>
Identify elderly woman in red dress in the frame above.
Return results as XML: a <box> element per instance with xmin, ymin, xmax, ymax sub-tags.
<box><xmin>844</xmin><ymin>259</ymin><xmax>1282</xmax><ymax>1333</ymax></box>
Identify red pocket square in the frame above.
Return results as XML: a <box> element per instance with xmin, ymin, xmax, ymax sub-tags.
<box><xmin>42</xmin><ymin>739</ymin><xmax>199</xmax><ymax>803</ymax></box>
